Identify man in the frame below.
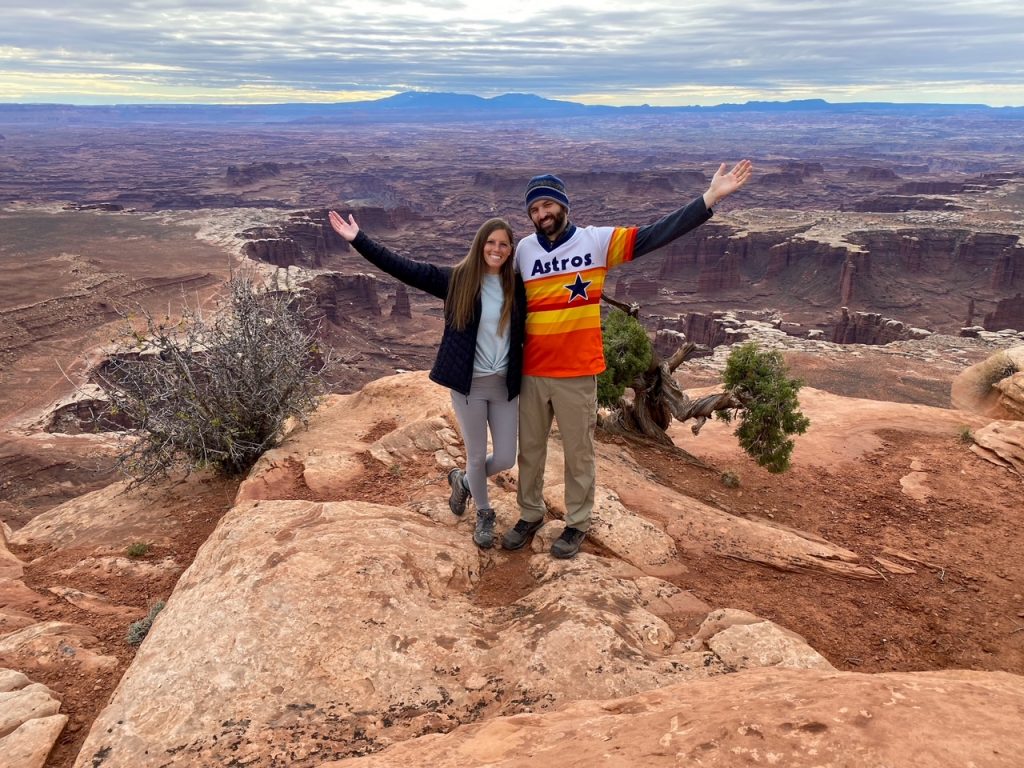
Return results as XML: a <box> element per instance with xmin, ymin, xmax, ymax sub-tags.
<box><xmin>502</xmin><ymin>160</ymin><xmax>753</xmax><ymax>558</ymax></box>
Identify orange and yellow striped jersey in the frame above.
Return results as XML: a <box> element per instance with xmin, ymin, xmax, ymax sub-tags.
<box><xmin>515</xmin><ymin>225</ymin><xmax>638</xmax><ymax>377</ymax></box>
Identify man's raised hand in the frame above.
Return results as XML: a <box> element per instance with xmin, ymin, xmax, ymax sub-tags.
<box><xmin>705</xmin><ymin>159</ymin><xmax>753</xmax><ymax>208</ymax></box>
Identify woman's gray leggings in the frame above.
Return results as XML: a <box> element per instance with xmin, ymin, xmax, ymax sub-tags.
<box><xmin>449</xmin><ymin>373</ymin><xmax>518</xmax><ymax>510</ymax></box>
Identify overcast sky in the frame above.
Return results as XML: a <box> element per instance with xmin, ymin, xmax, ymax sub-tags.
<box><xmin>1</xmin><ymin>0</ymin><xmax>1022</xmax><ymax>106</ymax></box>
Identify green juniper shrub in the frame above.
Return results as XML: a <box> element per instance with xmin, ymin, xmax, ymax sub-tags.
<box><xmin>597</xmin><ymin>311</ymin><xmax>652</xmax><ymax>407</ymax></box>
<box><xmin>717</xmin><ymin>343</ymin><xmax>810</xmax><ymax>474</ymax></box>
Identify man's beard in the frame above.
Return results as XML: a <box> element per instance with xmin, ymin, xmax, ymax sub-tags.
<box><xmin>535</xmin><ymin>208</ymin><xmax>567</xmax><ymax>239</ymax></box>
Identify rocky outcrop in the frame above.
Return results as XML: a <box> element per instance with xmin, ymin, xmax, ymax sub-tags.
<box><xmin>839</xmin><ymin>255</ymin><xmax>856</xmax><ymax>304</ymax></box>
<box><xmin>697</xmin><ymin>251</ymin><xmax>743</xmax><ymax>292</ymax></box>
<box><xmin>613</xmin><ymin>276</ymin><xmax>661</xmax><ymax>302</ymax></box>
<box><xmin>242</xmin><ymin>236</ymin><xmax>304</xmax><ymax>267</ymax></box>
<box><xmin>657</xmin><ymin>227</ymin><xmax>803</xmax><ymax>291</ymax></box>
<box><xmin>391</xmin><ymin>284</ymin><xmax>411</xmax><ymax>319</ymax></box>
<box><xmin>61</xmin><ymin>202</ymin><xmax>125</xmax><ymax>212</ymax></box>
<box><xmin>847</xmin><ymin>229</ymin><xmax>948</xmax><ymax>273</ymax></box>
<box><xmin>74</xmin><ymin>373</ymin><xmax>911</xmax><ymax>767</ymax></box>
<box><xmin>676</xmin><ymin>311</ymin><xmax>752</xmax><ymax>349</ymax></box>
<box><xmin>950</xmin><ymin>345</ymin><xmax>1024</xmax><ymax>418</ymax></box>
<box><xmin>831</xmin><ymin>307</ymin><xmax>931</xmax><ymax>345</ymax></box>
<box><xmin>764</xmin><ymin>237</ymin><xmax>855</xmax><ymax>280</ymax></box>
<box><xmin>305</xmin><ymin>273</ymin><xmax>382</xmax><ymax>322</ymax></box>
<box><xmin>76</xmin><ymin>494</ymin><xmax>793</xmax><ymax>766</ymax></box>
<box><xmin>972</xmin><ymin>421</ymin><xmax>1024</xmax><ymax>476</ymax></box>
<box><xmin>848</xmin><ymin>229</ymin><xmax>1021</xmax><ymax>291</ymax></box>
<box><xmin>241</xmin><ymin>210</ymin><xmax>331</xmax><ymax>268</ymax></box>
<box><xmin>321</xmin><ymin>668</ymin><xmax>1024</xmax><ymax>768</ymax></box>
<box><xmin>0</xmin><ymin>670</ymin><xmax>67</xmax><ymax>768</ymax></box>
<box><xmin>994</xmin><ymin>370</ymin><xmax>1024</xmax><ymax>419</ymax></box>
<box><xmin>984</xmin><ymin>293</ymin><xmax>1024</xmax><ymax>331</ymax></box>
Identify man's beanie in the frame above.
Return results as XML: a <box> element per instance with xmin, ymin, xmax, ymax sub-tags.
<box><xmin>525</xmin><ymin>174</ymin><xmax>570</xmax><ymax>211</ymax></box>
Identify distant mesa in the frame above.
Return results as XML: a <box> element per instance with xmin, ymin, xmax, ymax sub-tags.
<box><xmin>61</xmin><ymin>202</ymin><xmax>125</xmax><ymax>212</ymax></box>
<box><xmin>760</xmin><ymin>171</ymin><xmax>804</xmax><ymax>188</ymax></box>
<box><xmin>896</xmin><ymin>181</ymin><xmax>968</xmax><ymax>195</ymax></box>
<box><xmin>781</xmin><ymin>161</ymin><xmax>824</xmax><ymax>176</ymax></box>
<box><xmin>3</xmin><ymin>95</ymin><xmax>1021</xmax><ymax>126</ymax></box>
<box><xmin>847</xmin><ymin>166</ymin><xmax>900</xmax><ymax>182</ymax></box>
<box><xmin>225</xmin><ymin>162</ymin><xmax>281</xmax><ymax>187</ymax></box>
<box><xmin>849</xmin><ymin>196</ymin><xmax>963</xmax><ymax>212</ymax></box>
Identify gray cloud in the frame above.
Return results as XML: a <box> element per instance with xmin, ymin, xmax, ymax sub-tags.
<box><xmin>1</xmin><ymin>0</ymin><xmax>1021</xmax><ymax>103</ymax></box>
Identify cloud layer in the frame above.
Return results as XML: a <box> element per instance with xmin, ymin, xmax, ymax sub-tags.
<box><xmin>1</xmin><ymin>0</ymin><xmax>1022</xmax><ymax>105</ymax></box>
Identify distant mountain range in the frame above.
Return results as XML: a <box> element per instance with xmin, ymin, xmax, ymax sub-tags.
<box><xmin>1</xmin><ymin>92</ymin><xmax>1022</xmax><ymax>124</ymax></box>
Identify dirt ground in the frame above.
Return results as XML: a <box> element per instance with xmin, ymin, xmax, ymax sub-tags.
<box><xmin>621</xmin><ymin>428</ymin><xmax>1023</xmax><ymax>675</ymax></box>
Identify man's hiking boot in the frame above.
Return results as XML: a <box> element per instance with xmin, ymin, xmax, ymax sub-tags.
<box><xmin>501</xmin><ymin>518</ymin><xmax>544</xmax><ymax>550</ymax></box>
<box><xmin>447</xmin><ymin>468</ymin><xmax>470</xmax><ymax>516</ymax></box>
<box><xmin>551</xmin><ymin>526</ymin><xmax>586</xmax><ymax>559</ymax></box>
<box><xmin>473</xmin><ymin>508</ymin><xmax>496</xmax><ymax>549</ymax></box>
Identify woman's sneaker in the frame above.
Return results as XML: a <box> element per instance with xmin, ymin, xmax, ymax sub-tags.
<box><xmin>447</xmin><ymin>468</ymin><xmax>470</xmax><ymax>516</ymax></box>
<box><xmin>473</xmin><ymin>508</ymin><xmax>496</xmax><ymax>549</ymax></box>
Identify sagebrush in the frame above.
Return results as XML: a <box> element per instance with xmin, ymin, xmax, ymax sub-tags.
<box><xmin>126</xmin><ymin>601</ymin><xmax>165</xmax><ymax>646</ymax></box>
<box><xmin>98</xmin><ymin>277</ymin><xmax>328</xmax><ymax>485</ymax></box>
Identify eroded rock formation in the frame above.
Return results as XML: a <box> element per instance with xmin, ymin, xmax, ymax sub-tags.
<box><xmin>831</xmin><ymin>307</ymin><xmax>931</xmax><ymax>345</ymax></box>
<box><xmin>984</xmin><ymin>293</ymin><xmax>1024</xmax><ymax>331</ymax></box>
<box><xmin>305</xmin><ymin>273</ymin><xmax>382</xmax><ymax>322</ymax></box>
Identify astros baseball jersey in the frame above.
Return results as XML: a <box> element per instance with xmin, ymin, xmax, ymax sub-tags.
<box><xmin>515</xmin><ymin>225</ymin><xmax>638</xmax><ymax>377</ymax></box>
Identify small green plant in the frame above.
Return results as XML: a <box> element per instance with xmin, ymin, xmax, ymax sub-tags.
<box><xmin>957</xmin><ymin>425</ymin><xmax>975</xmax><ymax>444</ymax></box>
<box><xmin>388</xmin><ymin>463</ymin><xmax>403</xmax><ymax>477</ymax></box>
<box><xmin>721</xmin><ymin>471</ymin><xmax>741</xmax><ymax>488</ymax></box>
<box><xmin>126</xmin><ymin>601</ymin><xmax>165</xmax><ymax>646</ymax></box>
<box><xmin>125</xmin><ymin>542</ymin><xmax>151</xmax><ymax>558</ymax></box>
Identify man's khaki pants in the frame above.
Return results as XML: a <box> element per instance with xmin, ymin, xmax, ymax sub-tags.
<box><xmin>516</xmin><ymin>374</ymin><xmax>597</xmax><ymax>532</ymax></box>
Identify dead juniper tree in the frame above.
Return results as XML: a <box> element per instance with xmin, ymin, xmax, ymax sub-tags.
<box><xmin>597</xmin><ymin>296</ymin><xmax>809</xmax><ymax>473</ymax></box>
<box><xmin>97</xmin><ymin>276</ymin><xmax>328</xmax><ymax>486</ymax></box>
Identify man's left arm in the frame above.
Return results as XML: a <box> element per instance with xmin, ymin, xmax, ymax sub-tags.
<box><xmin>633</xmin><ymin>159</ymin><xmax>752</xmax><ymax>259</ymax></box>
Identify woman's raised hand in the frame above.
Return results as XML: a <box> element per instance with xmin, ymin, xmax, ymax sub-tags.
<box><xmin>328</xmin><ymin>211</ymin><xmax>360</xmax><ymax>242</ymax></box>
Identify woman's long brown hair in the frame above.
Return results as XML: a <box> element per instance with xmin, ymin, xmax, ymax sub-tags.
<box><xmin>445</xmin><ymin>218</ymin><xmax>516</xmax><ymax>333</ymax></box>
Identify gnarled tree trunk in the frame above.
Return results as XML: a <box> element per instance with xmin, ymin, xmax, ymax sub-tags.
<box><xmin>598</xmin><ymin>298</ymin><xmax>743</xmax><ymax>445</ymax></box>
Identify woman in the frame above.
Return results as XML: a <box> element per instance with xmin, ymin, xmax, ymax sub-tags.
<box><xmin>328</xmin><ymin>211</ymin><xmax>525</xmax><ymax>549</ymax></box>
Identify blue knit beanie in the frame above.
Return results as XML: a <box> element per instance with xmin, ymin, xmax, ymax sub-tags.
<box><xmin>525</xmin><ymin>174</ymin><xmax>570</xmax><ymax>211</ymax></box>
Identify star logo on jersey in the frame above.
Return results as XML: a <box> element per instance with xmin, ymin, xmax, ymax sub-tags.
<box><xmin>564</xmin><ymin>273</ymin><xmax>592</xmax><ymax>303</ymax></box>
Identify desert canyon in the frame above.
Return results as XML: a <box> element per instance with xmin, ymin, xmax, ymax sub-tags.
<box><xmin>1</xmin><ymin>98</ymin><xmax>1023</xmax><ymax>766</ymax></box>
